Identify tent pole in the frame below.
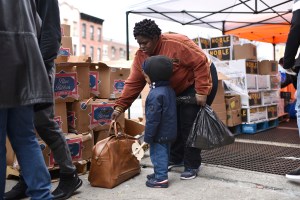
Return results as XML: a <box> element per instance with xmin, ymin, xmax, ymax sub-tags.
<box><xmin>126</xmin><ymin>11</ymin><xmax>131</xmax><ymax>119</ymax></box>
<box><xmin>126</xmin><ymin>11</ymin><xmax>130</xmax><ymax>61</ymax></box>
<box><xmin>273</xmin><ymin>43</ymin><xmax>276</xmax><ymax>61</ymax></box>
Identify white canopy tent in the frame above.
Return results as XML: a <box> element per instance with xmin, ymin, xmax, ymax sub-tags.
<box><xmin>125</xmin><ymin>0</ymin><xmax>293</xmax><ymax>59</ymax></box>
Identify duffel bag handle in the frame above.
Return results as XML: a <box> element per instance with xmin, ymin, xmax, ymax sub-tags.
<box><xmin>109</xmin><ymin>120</ymin><xmax>125</xmax><ymax>137</ymax></box>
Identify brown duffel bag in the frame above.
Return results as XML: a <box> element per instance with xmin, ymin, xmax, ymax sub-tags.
<box><xmin>88</xmin><ymin>121</ymin><xmax>141</xmax><ymax>188</ymax></box>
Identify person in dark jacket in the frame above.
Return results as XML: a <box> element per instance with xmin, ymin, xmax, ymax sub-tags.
<box><xmin>4</xmin><ymin>0</ymin><xmax>82</xmax><ymax>199</ymax></box>
<box><xmin>284</xmin><ymin>0</ymin><xmax>300</xmax><ymax>181</ymax></box>
<box><xmin>142</xmin><ymin>55</ymin><xmax>177</xmax><ymax>188</ymax></box>
<box><xmin>0</xmin><ymin>0</ymin><xmax>53</xmax><ymax>199</ymax></box>
<box><xmin>112</xmin><ymin>19</ymin><xmax>218</xmax><ymax>180</ymax></box>
<box><xmin>279</xmin><ymin>57</ymin><xmax>297</xmax><ymax>89</ymax></box>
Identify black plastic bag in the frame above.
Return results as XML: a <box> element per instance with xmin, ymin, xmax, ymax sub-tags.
<box><xmin>186</xmin><ymin>105</ymin><xmax>235</xmax><ymax>150</ymax></box>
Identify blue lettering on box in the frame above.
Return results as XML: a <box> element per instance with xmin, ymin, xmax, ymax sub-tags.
<box><xmin>54</xmin><ymin>71</ymin><xmax>78</xmax><ymax>99</ymax></box>
<box><xmin>114</xmin><ymin>80</ymin><xmax>125</xmax><ymax>93</ymax></box>
<box><xmin>93</xmin><ymin>107</ymin><xmax>114</xmax><ymax>125</ymax></box>
<box><xmin>90</xmin><ymin>104</ymin><xmax>114</xmax><ymax>127</ymax></box>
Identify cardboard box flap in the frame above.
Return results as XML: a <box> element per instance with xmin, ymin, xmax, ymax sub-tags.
<box><xmin>68</xmin><ymin>55</ymin><xmax>91</xmax><ymax>63</ymax></box>
<box><xmin>104</xmin><ymin>60</ymin><xmax>133</xmax><ymax>69</ymax></box>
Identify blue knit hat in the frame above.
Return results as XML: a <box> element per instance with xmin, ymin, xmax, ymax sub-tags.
<box><xmin>142</xmin><ymin>55</ymin><xmax>173</xmax><ymax>82</ymax></box>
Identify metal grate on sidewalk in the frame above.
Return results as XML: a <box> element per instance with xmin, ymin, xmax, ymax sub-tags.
<box><xmin>202</xmin><ymin>142</ymin><xmax>300</xmax><ymax>175</ymax></box>
<box><xmin>236</xmin><ymin>127</ymin><xmax>300</xmax><ymax>144</ymax></box>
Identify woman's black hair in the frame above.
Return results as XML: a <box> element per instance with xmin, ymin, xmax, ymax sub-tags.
<box><xmin>133</xmin><ymin>19</ymin><xmax>162</xmax><ymax>39</ymax></box>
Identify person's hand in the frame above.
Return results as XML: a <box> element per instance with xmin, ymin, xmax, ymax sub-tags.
<box><xmin>195</xmin><ymin>94</ymin><xmax>207</xmax><ymax>106</ymax></box>
<box><xmin>111</xmin><ymin>110</ymin><xmax>122</xmax><ymax>121</ymax></box>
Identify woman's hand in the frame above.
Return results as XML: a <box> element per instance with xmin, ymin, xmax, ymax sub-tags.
<box><xmin>111</xmin><ymin>110</ymin><xmax>122</xmax><ymax>121</ymax></box>
<box><xmin>195</xmin><ymin>94</ymin><xmax>207</xmax><ymax>106</ymax></box>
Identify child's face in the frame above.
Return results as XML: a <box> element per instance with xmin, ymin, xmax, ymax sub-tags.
<box><xmin>142</xmin><ymin>71</ymin><xmax>151</xmax><ymax>84</ymax></box>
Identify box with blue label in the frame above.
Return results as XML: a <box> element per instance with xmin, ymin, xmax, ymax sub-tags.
<box><xmin>90</xmin><ymin>61</ymin><xmax>131</xmax><ymax>98</ymax></box>
<box><xmin>39</xmin><ymin>132</ymin><xmax>93</xmax><ymax>168</ymax></box>
<box><xmin>70</xmin><ymin>99</ymin><xmax>125</xmax><ymax>133</ymax></box>
<box><xmin>55</xmin><ymin>56</ymin><xmax>91</xmax><ymax>103</ymax></box>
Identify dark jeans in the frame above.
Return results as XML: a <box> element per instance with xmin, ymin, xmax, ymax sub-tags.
<box><xmin>170</xmin><ymin>63</ymin><xmax>218</xmax><ymax>169</ymax></box>
<box><xmin>0</xmin><ymin>106</ymin><xmax>52</xmax><ymax>199</ymax></box>
<box><xmin>34</xmin><ymin>66</ymin><xmax>75</xmax><ymax>173</ymax></box>
<box><xmin>149</xmin><ymin>142</ymin><xmax>170</xmax><ymax>181</ymax></box>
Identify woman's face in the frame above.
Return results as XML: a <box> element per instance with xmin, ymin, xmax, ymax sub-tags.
<box><xmin>135</xmin><ymin>35</ymin><xmax>158</xmax><ymax>55</ymax></box>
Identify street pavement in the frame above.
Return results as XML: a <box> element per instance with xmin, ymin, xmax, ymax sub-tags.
<box><xmin>5</xmin><ymin>152</ymin><xmax>300</xmax><ymax>200</ymax></box>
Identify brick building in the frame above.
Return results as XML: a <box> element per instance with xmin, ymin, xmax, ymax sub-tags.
<box><xmin>80</xmin><ymin>13</ymin><xmax>104</xmax><ymax>62</ymax></box>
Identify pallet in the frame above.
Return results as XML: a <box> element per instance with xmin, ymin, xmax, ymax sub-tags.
<box><xmin>241</xmin><ymin>119</ymin><xmax>279</xmax><ymax>134</ymax></box>
<box><xmin>228</xmin><ymin>124</ymin><xmax>242</xmax><ymax>136</ymax></box>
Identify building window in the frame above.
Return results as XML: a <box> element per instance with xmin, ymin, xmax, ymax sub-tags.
<box><xmin>73</xmin><ymin>21</ymin><xmax>77</xmax><ymax>37</ymax></box>
<box><xmin>111</xmin><ymin>46</ymin><xmax>116</xmax><ymax>58</ymax></box>
<box><xmin>82</xmin><ymin>45</ymin><xmax>86</xmax><ymax>55</ymax></box>
<box><xmin>82</xmin><ymin>23</ymin><xmax>86</xmax><ymax>38</ymax></box>
<box><xmin>90</xmin><ymin>46</ymin><xmax>94</xmax><ymax>61</ymax></box>
<box><xmin>73</xmin><ymin>44</ymin><xmax>77</xmax><ymax>56</ymax></box>
<box><xmin>90</xmin><ymin>25</ymin><xmax>94</xmax><ymax>40</ymax></box>
<box><xmin>119</xmin><ymin>48</ymin><xmax>125</xmax><ymax>58</ymax></box>
<box><xmin>63</xmin><ymin>18</ymin><xmax>68</xmax><ymax>24</ymax></box>
<box><xmin>103</xmin><ymin>45</ymin><xmax>108</xmax><ymax>56</ymax></box>
<box><xmin>97</xmin><ymin>48</ymin><xmax>101</xmax><ymax>61</ymax></box>
<box><xmin>97</xmin><ymin>28</ymin><xmax>101</xmax><ymax>42</ymax></box>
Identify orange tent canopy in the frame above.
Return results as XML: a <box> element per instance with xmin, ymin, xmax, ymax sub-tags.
<box><xmin>225</xmin><ymin>24</ymin><xmax>291</xmax><ymax>44</ymax></box>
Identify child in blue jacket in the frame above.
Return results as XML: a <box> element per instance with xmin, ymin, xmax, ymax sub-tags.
<box><xmin>142</xmin><ymin>55</ymin><xmax>177</xmax><ymax>188</ymax></box>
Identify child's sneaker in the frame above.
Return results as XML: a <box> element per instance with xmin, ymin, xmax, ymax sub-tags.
<box><xmin>180</xmin><ymin>168</ymin><xmax>199</xmax><ymax>180</ymax></box>
<box><xmin>146</xmin><ymin>178</ymin><xmax>168</xmax><ymax>188</ymax></box>
<box><xmin>146</xmin><ymin>173</ymin><xmax>155</xmax><ymax>180</ymax></box>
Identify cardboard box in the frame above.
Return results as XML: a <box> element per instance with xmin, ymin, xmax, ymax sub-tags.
<box><xmin>233</xmin><ymin>43</ymin><xmax>257</xmax><ymax>60</ymax></box>
<box><xmin>55</xmin><ymin>60</ymin><xmax>90</xmax><ymax>103</ymax></box>
<box><xmin>246</xmin><ymin>74</ymin><xmax>257</xmax><ymax>90</ymax></box>
<box><xmin>215</xmin><ymin>111</ymin><xmax>227</xmax><ymax>125</ymax></box>
<box><xmin>61</xmin><ymin>24</ymin><xmax>70</xmax><ymax>36</ymax></box>
<box><xmin>257</xmin><ymin>106</ymin><xmax>267</xmax><ymax>121</ymax></box>
<box><xmin>241</xmin><ymin>107</ymin><xmax>259</xmax><ymax>123</ymax></box>
<box><xmin>124</xmin><ymin>118</ymin><xmax>145</xmax><ymax>136</ymax></box>
<box><xmin>270</xmin><ymin>75</ymin><xmax>280</xmax><ymax>90</ymax></box>
<box><xmin>90</xmin><ymin>61</ymin><xmax>131</xmax><ymax>98</ymax></box>
<box><xmin>55</xmin><ymin>36</ymin><xmax>73</xmax><ymax>63</ymax></box>
<box><xmin>210</xmin><ymin>35</ymin><xmax>239</xmax><ymax>48</ymax></box>
<box><xmin>211</xmin><ymin>103</ymin><xmax>226</xmax><ymax>113</ymax></box>
<box><xmin>208</xmin><ymin>47</ymin><xmax>232</xmax><ymax>61</ymax></box>
<box><xmin>226</xmin><ymin>109</ymin><xmax>242</xmax><ymax>127</ymax></box>
<box><xmin>261</xmin><ymin>91</ymin><xmax>272</xmax><ymax>105</ymax></box>
<box><xmin>245</xmin><ymin>60</ymin><xmax>258</xmax><ymax>74</ymax></box>
<box><xmin>258</xmin><ymin>60</ymin><xmax>278</xmax><ymax>75</ymax></box>
<box><xmin>54</xmin><ymin>102</ymin><xmax>68</xmax><ymax>133</ymax></box>
<box><xmin>225</xmin><ymin>95</ymin><xmax>241</xmax><ymax>110</ymax></box>
<box><xmin>277</xmin><ymin>99</ymin><xmax>285</xmax><ymax>116</ymax></box>
<box><xmin>193</xmin><ymin>37</ymin><xmax>210</xmax><ymax>49</ymax></box>
<box><xmin>256</xmin><ymin>75</ymin><xmax>270</xmax><ymax>90</ymax></box>
<box><xmin>267</xmin><ymin>105</ymin><xmax>278</xmax><ymax>119</ymax></box>
<box><xmin>71</xmin><ymin>99</ymin><xmax>125</xmax><ymax>133</ymax></box>
<box><xmin>39</xmin><ymin>132</ymin><xmax>93</xmax><ymax>168</ymax></box>
<box><xmin>241</xmin><ymin>92</ymin><xmax>262</xmax><ymax>107</ymax></box>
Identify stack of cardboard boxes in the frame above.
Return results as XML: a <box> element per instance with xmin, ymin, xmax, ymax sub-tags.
<box><xmin>201</xmin><ymin>34</ymin><xmax>280</xmax><ymax>134</ymax></box>
<box><xmin>6</xmin><ymin>26</ymin><xmax>144</xmax><ymax>173</ymax></box>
